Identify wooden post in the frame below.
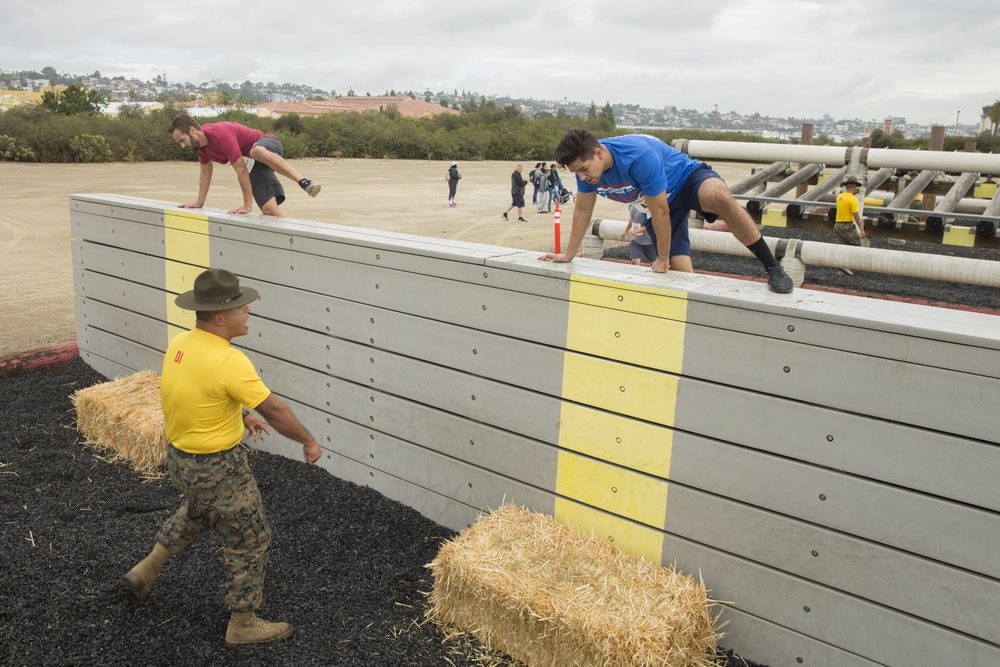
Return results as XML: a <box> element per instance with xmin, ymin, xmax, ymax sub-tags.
<box><xmin>925</xmin><ymin>126</ymin><xmax>946</xmax><ymax>213</ymax></box>
<box><xmin>797</xmin><ymin>123</ymin><xmax>814</xmax><ymax>199</ymax></box>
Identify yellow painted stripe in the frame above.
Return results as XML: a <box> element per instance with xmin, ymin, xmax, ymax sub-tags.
<box><xmin>556</xmin><ymin>451</ymin><xmax>668</xmax><ymax>528</ymax></box>
<box><xmin>567</xmin><ymin>274</ymin><xmax>688</xmax><ymax>318</ymax></box>
<box><xmin>164</xmin><ymin>210</ymin><xmax>210</xmax><ymax>339</ymax></box>
<box><xmin>554</xmin><ymin>497</ymin><xmax>665</xmax><ymax>564</ymax></box>
<box><xmin>555</xmin><ymin>274</ymin><xmax>688</xmax><ymax>565</ymax></box>
<box><xmin>566</xmin><ymin>274</ymin><xmax>686</xmax><ymax>374</ymax></box>
<box><xmin>567</xmin><ymin>302</ymin><xmax>685</xmax><ymax>373</ymax></box>
<box><xmin>561</xmin><ymin>353</ymin><xmax>678</xmax><ymax>427</ymax></box>
<box><xmin>557</xmin><ymin>401</ymin><xmax>672</xmax><ymax>478</ymax></box>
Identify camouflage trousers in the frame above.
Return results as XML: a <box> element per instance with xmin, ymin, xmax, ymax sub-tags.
<box><xmin>156</xmin><ymin>444</ymin><xmax>271</xmax><ymax>613</ymax></box>
<box><xmin>834</xmin><ymin>221</ymin><xmax>862</xmax><ymax>246</ymax></box>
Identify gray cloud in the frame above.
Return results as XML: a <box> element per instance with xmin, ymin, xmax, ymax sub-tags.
<box><xmin>2</xmin><ymin>0</ymin><xmax>998</xmax><ymax>125</ymax></box>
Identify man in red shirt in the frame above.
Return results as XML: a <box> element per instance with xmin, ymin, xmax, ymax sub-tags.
<box><xmin>168</xmin><ymin>114</ymin><xmax>321</xmax><ymax>217</ymax></box>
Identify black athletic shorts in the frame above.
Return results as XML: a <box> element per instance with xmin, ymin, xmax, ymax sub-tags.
<box><xmin>248</xmin><ymin>136</ymin><xmax>285</xmax><ymax>208</ymax></box>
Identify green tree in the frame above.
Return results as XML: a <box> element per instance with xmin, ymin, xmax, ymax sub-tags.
<box><xmin>40</xmin><ymin>84</ymin><xmax>105</xmax><ymax>115</ymax></box>
<box><xmin>274</xmin><ymin>112</ymin><xmax>305</xmax><ymax>135</ymax></box>
<box><xmin>588</xmin><ymin>102</ymin><xmax>597</xmax><ymax>120</ymax></box>
<box><xmin>989</xmin><ymin>100</ymin><xmax>1000</xmax><ymax>136</ymax></box>
<box><xmin>69</xmin><ymin>133</ymin><xmax>111</xmax><ymax>162</ymax></box>
<box><xmin>598</xmin><ymin>102</ymin><xmax>616</xmax><ymax>131</ymax></box>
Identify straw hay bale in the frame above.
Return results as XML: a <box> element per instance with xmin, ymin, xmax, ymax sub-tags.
<box><xmin>71</xmin><ymin>371</ymin><xmax>166</xmax><ymax>473</ymax></box>
<box><xmin>426</xmin><ymin>504</ymin><xmax>721</xmax><ymax>667</ymax></box>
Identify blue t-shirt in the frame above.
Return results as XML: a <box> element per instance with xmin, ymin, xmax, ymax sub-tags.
<box><xmin>575</xmin><ymin>134</ymin><xmax>701</xmax><ymax>205</ymax></box>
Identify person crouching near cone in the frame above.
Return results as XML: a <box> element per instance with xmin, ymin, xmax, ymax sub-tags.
<box><xmin>123</xmin><ymin>268</ymin><xmax>322</xmax><ymax>647</ymax></box>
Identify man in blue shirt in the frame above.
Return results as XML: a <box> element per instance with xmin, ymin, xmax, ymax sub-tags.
<box><xmin>539</xmin><ymin>128</ymin><xmax>793</xmax><ymax>293</ymax></box>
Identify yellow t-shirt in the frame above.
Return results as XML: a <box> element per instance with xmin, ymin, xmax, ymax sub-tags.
<box><xmin>835</xmin><ymin>191</ymin><xmax>859</xmax><ymax>223</ymax></box>
<box><xmin>160</xmin><ymin>328</ymin><xmax>271</xmax><ymax>454</ymax></box>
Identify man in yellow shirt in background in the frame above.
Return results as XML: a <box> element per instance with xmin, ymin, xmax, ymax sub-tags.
<box><xmin>123</xmin><ymin>268</ymin><xmax>322</xmax><ymax>647</ymax></box>
<box><xmin>834</xmin><ymin>177</ymin><xmax>866</xmax><ymax>276</ymax></box>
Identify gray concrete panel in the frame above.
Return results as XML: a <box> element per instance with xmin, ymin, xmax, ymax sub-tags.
<box><xmin>718</xmin><ymin>608</ymin><xmax>883</xmax><ymax>667</ymax></box>
<box><xmin>248</xmin><ymin>352</ymin><xmax>560</xmax><ymax>491</ymax></box>
<box><xmin>684</xmin><ymin>297</ymin><xmax>1000</xmax><ymax>360</ymax></box>
<box><xmin>75</xmin><ymin>324</ymin><xmax>162</xmax><ymax>375</ymax></box>
<box><xmin>242</xmin><ymin>317</ymin><xmax>564</xmax><ymax>445</ymax></box>
<box><xmin>669</xmin><ymin>431</ymin><xmax>1000</xmax><ymax>577</ymax></box>
<box><xmin>74</xmin><ymin>297</ymin><xmax>167</xmax><ymax>355</ymax></box>
<box><xmin>71</xmin><ymin>197</ymin><xmax>168</xmax><ymax>228</ymax></box>
<box><xmin>212</xmin><ymin>236</ymin><xmax>571</xmax><ymax>346</ymax></box>
<box><xmin>252</xmin><ymin>434</ymin><xmax>482</xmax><ymax>533</ymax></box>
<box><xmin>74</xmin><ymin>270</ymin><xmax>171</xmax><ymax>323</ymax></box>
<box><xmin>267</xmin><ymin>396</ymin><xmax>553</xmax><ymax>517</ymax></box>
<box><xmin>661</xmin><ymin>534</ymin><xmax>1000</xmax><ymax>666</ymax></box>
<box><xmin>250</xmin><ymin>281</ymin><xmax>566</xmax><ymax>396</ymax></box>
<box><xmin>72</xmin><ymin>241</ymin><xmax>168</xmax><ymax>290</ymax></box>
<box><xmin>674</xmin><ymin>376</ymin><xmax>1000</xmax><ymax>511</ymax></box>
<box><xmin>70</xmin><ymin>211</ymin><xmax>167</xmax><ymax>256</ymax></box>
<box><xmin>665</xmin><ymin>485</ymin><xmax>1000</xmax><ymax>643</ymax></box>
<box><xmin>680</xmin><ymin>324</ymin><xmax>999</xmax><ymax>443</ymax></box>
<box><xmin>77</xmin><ymin>350</ymin><xmax>136</xmax><ymax>382</ymax></box>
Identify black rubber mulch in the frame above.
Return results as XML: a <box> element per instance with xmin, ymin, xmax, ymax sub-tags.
<box><xmin>1</xmin><ymin>358</ymin><xmax>764</xmax><ymax>667</ymax></box>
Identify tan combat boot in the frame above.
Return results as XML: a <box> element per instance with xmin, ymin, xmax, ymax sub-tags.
<box><xmin>225</xmin><ymin>612</ymin><xmax>294</xmax><ymax>647</ymax></box>
<box><xmin>123</xmin><ymin>542</ymin><xmax>170</xmax><ymax>602</ymax></box>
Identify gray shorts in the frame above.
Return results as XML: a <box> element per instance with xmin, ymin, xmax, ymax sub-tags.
<box><xmin>249</xmin><ymin>136</ymin><xmax>285</xmax><ymax>209</ymax></box>
<box><xmin>629</xmin><ymin>235</ymin><xmax>658</xmax><ymax>263</ymax></box>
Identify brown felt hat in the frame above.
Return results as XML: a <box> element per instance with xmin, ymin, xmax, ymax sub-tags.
<box><xmin>842</xmin><ymin>178</ymin><xmax>862</xmax><ymax>188</ymax></box>
<box><xmin>174</xmin><ymin>268</ymin><xmax>259</xmax><ymax>311</ymax></box>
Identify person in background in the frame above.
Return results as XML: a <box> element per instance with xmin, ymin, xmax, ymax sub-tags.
<box><xmin>501</xmin><ymin>164</ymin><xmax>530</xmax><ymax>223</ymax></box>
<box><xmin>447</xmin><ymin>161</ymin><xmax>461</xmax><ymax>207</ymax></box>
<box><xmin>833</xmin><ymin>177</ymin><xmax>866</xmax><ymax>276</ymax></box>
<box><xmin>123</xmin><ymin>268</ymin><xmax>323</xmax><ymax>648</ymax></box>
<box><xmin>623</xmin><ymin>200</ymin><xmax>658</xmax><ymax>266</ymax></box>
<box><xmin>530</xmin><ymin>162</ymin><xmax>544</xmax><ymax>205</ymax></box>
<box><xmin>168</xmin><ymin>114</ymin><xmax>320</xmax><ymax>217</ymax></box>
<box><xmin>536</xmin><ymin>166</ymin><xmax>551</xmax><ymax>214</ymax></box>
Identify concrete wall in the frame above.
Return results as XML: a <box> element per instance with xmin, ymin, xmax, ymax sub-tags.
<box><xmin>71</xmin><ymin>194</ymin><xmax>1000</xmax><ymax>667</ymax></box>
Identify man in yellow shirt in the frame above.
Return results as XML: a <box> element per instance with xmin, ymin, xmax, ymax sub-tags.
<box><xmin>123</xmin><ymin>268</ymin><xmax>322</xmax><ymax>647</ymax></box>
<box><xmin>834</xmin><ymin>177</ymin><xmax>866</xmax><ymax>276</ymax></box>
<box><xmin>835</xmin><ymin>178</ymin><xmax>865</xmax><ymax>242</ymax></box>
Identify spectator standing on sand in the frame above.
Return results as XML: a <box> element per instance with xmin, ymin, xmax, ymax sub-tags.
<box><xmin>447</xmin><ymin>162</ymin><xmax>461</xmax><ymax>207</ymax></box>
<box><xmin>501</xmin><ymin>164</ymin><xmax>530</xmax><ymax>223</ymax></box>
<box><xmin>530</xmin><ymin>162</ymin><xmax>544</xmax><ymax>204</ymax></box>
<box><xmin>547</xmin><ymin>163</ymin><xmax>562</xmax><ymax>211</ymax></box>
<box><xmin>536</xmin><ymin>166</ymin><xmax>551</xmax><ymax>214</ymax></box>
<box><xmin>833</xmin><ymin>177</ymin><xmax>866</xmax><ymax>276</ymax></box>
<box><xmin>623</xmin><ymin>200</ymin><xmax>658</xmax><ymax>266</ymax></box>
<box><xmin>123</xmin><ymin>268</ymin><xmax>322</xmax><ymax>648</ymax></box>
<box><xmin>168</xmin><ymin>114</ymin><xmax>320</xmax><ymax>217</ymax></box>
<box><xmin>539</xmin><ymin>128</ymin><xmax>793</xmax><ymax>293</ymax></box>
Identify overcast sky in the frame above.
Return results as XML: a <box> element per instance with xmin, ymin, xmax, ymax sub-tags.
<box><xmin>3</xmin><ymin>0</ymin><xmax>998</xmax><ymax>126</ymax></box>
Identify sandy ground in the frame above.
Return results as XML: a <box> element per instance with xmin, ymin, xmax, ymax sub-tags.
<box><xmin>0</xmin><ymin>158</ymin><xmax>753</xmax><ymax>357</ymax></box>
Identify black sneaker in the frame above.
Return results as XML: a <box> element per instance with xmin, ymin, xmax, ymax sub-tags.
<box><xmin>766</xmin><ymin>264</ymin><xmax>794</xmax><ymax>293</ymax></box>
<box><xmin>299</xmin><ymin>179</ymin><xmax>321</xmax><ymax>197</ymax></box>
<box><xmin>500</xmin><ymin>212</ymin><xmax>509</xmax><ymax>221</ymax></box>
<box><xmin>518</xmin><ymin>217</ymin><xmax>529</xmax><ymax>223</ymax></box>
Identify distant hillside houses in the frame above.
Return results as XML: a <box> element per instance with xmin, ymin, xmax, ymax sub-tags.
<box><xmin>103</xmin><ymin>95</ymin><xmax>460</xmax><ymax>119</ymax></box>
